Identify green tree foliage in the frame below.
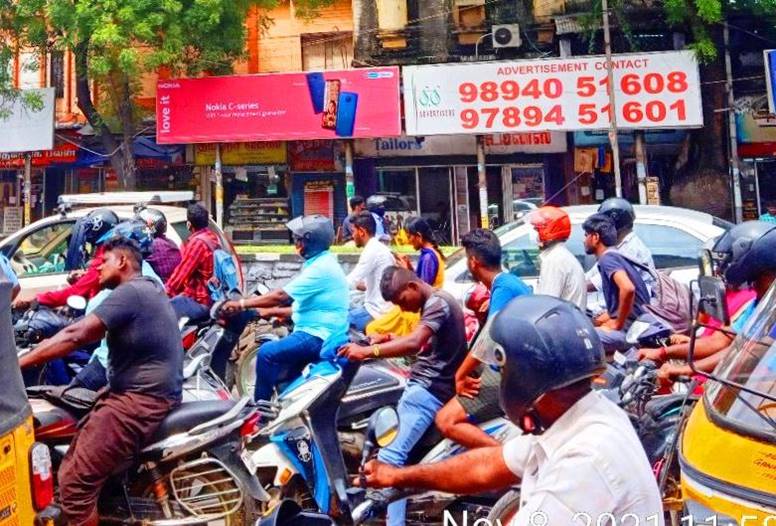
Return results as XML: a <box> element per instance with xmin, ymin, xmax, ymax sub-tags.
<box><xmin>2</xmin><ymin>0</ymin><xmax>333</xmax><ymax>187</ymax></box>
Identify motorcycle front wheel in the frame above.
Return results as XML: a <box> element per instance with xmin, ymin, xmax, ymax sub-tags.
<box><xmin>487</xmin><ymin>488</ymin><xmax>520</xmax><ymax>524</ymax></box>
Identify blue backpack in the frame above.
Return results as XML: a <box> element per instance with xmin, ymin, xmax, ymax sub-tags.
<box><xmin>202</xmin><ymin>238</ymin><xmax>240</xmax><ymax>302</ymax></box>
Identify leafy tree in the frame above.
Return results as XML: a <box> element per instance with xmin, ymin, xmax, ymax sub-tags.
<box><xmin>3</xmin><ymin>0</ymin><xmax>333</xmax><ymax>189</ymax></box>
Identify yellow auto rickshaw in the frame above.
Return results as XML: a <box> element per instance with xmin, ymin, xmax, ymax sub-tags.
<box><xmin>0</xmin><ymin>276</ymin><xmax>57</xmax><ymax>525</ymax></box>
<box><xmin>680</xmin><ymin>273</ymin><xmax>776</xmax><ymax>523</ymax></box>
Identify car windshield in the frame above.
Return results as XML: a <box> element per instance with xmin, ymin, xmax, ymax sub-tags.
<box><xmin>705</xmin><ymin>282</ymin><xmax>776</xmax><ymax>440</ymax></box>
<box><xmin>446</xmin><ymin>219</ymin><xmax>528</xmax><ymax>268</ymax></box>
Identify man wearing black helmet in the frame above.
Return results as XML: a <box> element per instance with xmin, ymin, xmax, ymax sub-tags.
<box><xmin>13</xmin><ymin>208</ymin><xmax>119</xmax><ymax>310</ymax></box>
<box><xmin>659</xmin><ymin>220</ymin><xmax>776</xmax><ymax>381</ymax></box>
<box><xmin>137</xmin><ymin>207</ymin><xmax>181</xmax><ymax>283</ymax></box>
<box><xmin>359</xmin><ymin>295</ymin><xmax>663</xmax><ymax>525</ymax></box>
<box><xmin>587</xmin><ymin>198</ymin><xmax>655</xmax><ymax>298</ymax></box>
<box><xmin>221</xmin><ymin>215</ymin><xmax>349</xmax><ymax>401</ymax></box>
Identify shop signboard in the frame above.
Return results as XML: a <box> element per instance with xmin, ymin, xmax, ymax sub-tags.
<box><xmin>194</xmin><ymin>142</ymin><xmax>287</xmax><ymax>165</ymax></box>
<box><xmin>404</xmin><ymin>50</ymin><xmax>703</xmax><ymax>135</ymax></box>
<box><xmin>354</xmin><ymin>132</ymin><xmax>566</xmax><ymax>157</ymax></box>
<box><xmin>157</xmin><ymin>67</ymin><xmax>401</xmax><ymax>144</ymax></box>
<box><xmin>0</xmin><ymin>141</ymin><xmax>78</xmax><ymax>168</ymax></box>
<box><xmin>288</xmin><ymin>141</ymin><xmax>336</xmax><ymax>171</ymax></box>
<box><xmin>736</xmin><ymin>111</ymin><xmax>776</xmax><ymax>158</ymax></box>
<box><xmin>0</xmin><ymin>88</ymin><xmax>56</xmax><ymax>153</ymax></box>
<box><xmin>2</xmin><ymin>207</ymin><xmax>23</xmax><ymax>235</ymax></box>
<box><xmin>303</xmin><ymin>180</ymin><xmax>334</xmax><ymax>217</ymax></box>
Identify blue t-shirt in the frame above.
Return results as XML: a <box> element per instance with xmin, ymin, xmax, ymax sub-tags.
<box><xmin>597</xmin><ymin>251</ymin><xmax>651</xmax><ymax>320</ymax></box>
<box><xmin>488</xmin><ymin>272</ymin><xmax>532</xmax><ymax>317</ymax></box>
<box><xmin>283</xmin><ymin>250</ymin><xmax>349</xmax><ymax>341</ymax></box>
<box><xmin>732</xmin><ymin>300</ymin><xmax>758</xmax><ymax>334</ymax></box>
<box><xmin>0</xmin><ymin>254</ymin><xmax>18</xmax><ymax>287</ymax></box>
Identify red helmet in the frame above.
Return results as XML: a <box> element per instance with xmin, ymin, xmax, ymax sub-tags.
<box><xmin>529</xmin><ymin>206</ymin><xmax>571</xmax><ymax>245</ymax></box>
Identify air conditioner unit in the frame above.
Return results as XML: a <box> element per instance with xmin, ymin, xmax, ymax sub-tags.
<box><xmin>492</xmin><ymin>24</ymin><xmax>522</xmax><ymax>48</ymax></box>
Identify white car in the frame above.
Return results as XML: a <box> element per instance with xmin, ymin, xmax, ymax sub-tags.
<box><xmin>0</xmin><ymin>192</ymin><xmax>240</xmax><ymax>301</ymax></box>
<box><xmin>444</xmin><ymin>204</ymin><xmax>731</xmax><ymax>305</ymax></box>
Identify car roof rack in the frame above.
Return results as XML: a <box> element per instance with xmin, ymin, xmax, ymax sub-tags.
<box><xmin>57</xmin><ymin>191</ymin><xmax>194</xmax><ymax>207</ymax></box>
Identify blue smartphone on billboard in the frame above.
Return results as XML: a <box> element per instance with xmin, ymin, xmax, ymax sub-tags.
<box><xmin>335</xmin><ymin>92</ymin><xmax>358</xmax><ymax>137</ymax></box>
<box><xmin>766</xmin><ymin>50</ymin><xmax>776</xmax><ymax>114</ymax></box>
<box><xmin>306</xmin><ymin>72</ymin><xmax>325</xmax><ymax>114</ymax></box>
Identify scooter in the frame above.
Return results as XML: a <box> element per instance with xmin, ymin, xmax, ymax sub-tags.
<box><xmin>243</xmin><ymin>335</ymin><xmax>519</xmax><ymax>523</ymax></box>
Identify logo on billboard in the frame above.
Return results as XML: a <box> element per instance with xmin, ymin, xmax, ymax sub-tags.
<box><xmin>366</xmin><ymin>71</ymin><xmax>395</xmax><ymax>79</ymax></box>
<box><xmin>418</xmin><ymin>85</ymin><xmax>442</xmax><ymax>108</ymax></box>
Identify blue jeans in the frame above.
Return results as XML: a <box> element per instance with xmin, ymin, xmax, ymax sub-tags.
<box><xmin>70</xmin><ymin>359</ymin><xmax>108</xmax><ymax>392</ymax></box>
<box><xmin>377</xmin><ymin>382</ymin><xmax>443</xmax><ymax>526</ymax></box>
<box><xmin>254</xmin><ymin>331</ymin><xmax>323</xmax><ymax>402</ymax></box>
<box><xmin>348</xmin><ymin>306</ymin><xmax>374</xmax><ymax>333</ymax></box>
<box><xmin>171</xmin><ymin>294</ymin><xmax>210</xmax><ymax>322</ymax></box>
<box><xmin>596</xmin><ymin>327</ymin><xmax>629</xmax><ymax>354</ymax></box>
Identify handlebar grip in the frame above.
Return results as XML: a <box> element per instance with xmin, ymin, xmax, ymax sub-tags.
<box><xmin>351</xmin><ymin>488</ymin><xmax>411</xmax><ymax>524</ymax></box>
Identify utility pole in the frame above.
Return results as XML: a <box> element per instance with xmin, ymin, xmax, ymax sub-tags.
<box><xmin>724</xmin><ymin>23</ymin><xmax>743</xmax><ymax>222</ymax></box>
<box><xmin>602</xmin><ymin>0</ymin><xmax>623</xmax><ymax>198</ymax></box>
<box><xmin>476</xmin><ymin>135</ymin><xmax>489</xmax><ymax>229</ymax></box>
<box><xmin>23</xmin><ymin>154</ymin><xmax>32</xmax><ymax>226</ymax></box>
<box><xmin>215</xmin><ymin>143</ymin><xmax>224</xmax><ymax>228</ymax></box>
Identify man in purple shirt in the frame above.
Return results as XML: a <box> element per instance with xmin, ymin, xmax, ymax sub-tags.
<box><xmin>137</xmin><ymin>208</ymin><xmax>181</xmax><ymax>283</ymax></box>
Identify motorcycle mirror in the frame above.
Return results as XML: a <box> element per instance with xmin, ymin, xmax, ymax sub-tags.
<box><xmin>697</xmin><ymin>276</ymin><xmax>729</xmax><ymax>326</ymax></box>
<box><xmin>178</xmin><ymin>317</ymin><xmax>190</xmax><ymax>331</ymax></box>
<box><xmin>66</xmin><ymin>295</ymin><xmax>87</xmax><ymax>311</ymax></box>
<box><xmin>367</xmin><ymin>407</ymin><xmax>399</xmax><ymax>449</ymax></box>
<box><xmin>254</xmin><ymin>283</ymin><xmax>271</xmax><ymax>296</ymax></box>
<box><xmin>625</xmin><ymin>320</ymin><xmax>650</xmax><ymax>345</ymax></box>
<box><xmin>698</xmin><ymin>249</ymin><xmax>714</xmax><ymax>278</ymax></box>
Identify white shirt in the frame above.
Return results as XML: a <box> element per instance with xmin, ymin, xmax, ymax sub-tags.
<box><xmin>502</xmin><ymin>391</ymin><xmax>664</xmax><ymax>526</ymax></box>
<box><xmin>536</xmin><ymin>242</ymin><xmax>587</xmax><ymax>311</ymax></box>
<box><xmin>347</xmin><ymin>237</ymin><xmax>395</xmax><ymax>318</ymax></box>
<box><xmin>587</xmin><ymin>232</ymin><xmax>656</xmax><ymax>306</ymax></box>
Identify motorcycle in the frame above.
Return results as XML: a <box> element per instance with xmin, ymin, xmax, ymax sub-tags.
<box><xmin>243</xmin><ymin>334</ymin><xmax>519</xmax><ymax>523</ymax></box>
<box><xmin>29</xmin><ymin>386</ymin><xmax>264</xmax><ymax>525</ymax></box>
<box><xmin>15</xmin><ymin>296</ymin><xmax>90</xmax><ymax>386</ymax></box>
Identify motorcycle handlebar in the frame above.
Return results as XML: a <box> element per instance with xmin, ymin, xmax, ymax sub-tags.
<box><xmin>351</xmin><ymin>488</ymin><xmax>411</xmax><ymax>524</ymax></box>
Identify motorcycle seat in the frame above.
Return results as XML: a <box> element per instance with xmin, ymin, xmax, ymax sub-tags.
<box><xmin>150</xmin><ymin>400</ymin><xmax>236</xmax><ymax>443</ymax></box>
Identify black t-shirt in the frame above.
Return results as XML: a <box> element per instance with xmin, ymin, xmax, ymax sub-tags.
<box><xmin>597</xmin><ymin>250</ymin><xmax>651</xmax><ymax>321</ymax></box>
<box><xmin>412</xmin><ymin>289</ymin><xmax>468</xmax><ymax>402</ymax></box>
<box><xmin>93</xmin><ymin>276</ymin><xmax>183</xmax><ymax>401</ymax></box>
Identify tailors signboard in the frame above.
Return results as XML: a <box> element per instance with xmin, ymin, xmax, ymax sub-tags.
<box><xmin>157</xmin><ymin>68</ymin><xmax>401</xmax><ymax>144</ymax></box>
<box><xmin>403</xmin><ymin>50</ymin><xmax>703</xmax><ymax>135</ymax></box>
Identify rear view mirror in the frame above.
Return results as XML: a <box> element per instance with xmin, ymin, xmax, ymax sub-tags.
<box><xmin>697</xmin><ymin>276</ymin><xmax>729</xmax><ymax>326</ymax></box>
<box><xmin>254</xmin><ymin>283</ymin><xmax>271</xmax><ymax>296</ymax></box>
<box><xmin>368</xmin><ymin>407</ymin><xmax>400</xmax><ymax>448</ymax></box>
<box><xmin>66</xmin><ymin>295</ymin><xmax>87</xmax><ymax>312</ymax></box>
<box><xmin>698</xmin><ymin>249</ymin><xmax>714</xmax><ymax>278</ymax></box>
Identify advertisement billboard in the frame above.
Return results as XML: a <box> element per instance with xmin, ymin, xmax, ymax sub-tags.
<box><xmin>157</xmin><ymin>68</ymin><xmax>401</xmax><ymax>144</ymax></box>
<box><xmin>0</xmin><ymin>88</ymin><xmax>55</xmax><ymax>153</ymax></box>
<box><xmin>403</xmin><ymin>50</ymin><xmax>703</xmax><ymax>135</ymax></box>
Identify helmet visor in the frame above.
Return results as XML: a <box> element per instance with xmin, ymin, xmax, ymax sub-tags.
<box><xmin>470</xmin><ymin>317</ymin><xmax>506</xmax><ymax>367</ymax></box>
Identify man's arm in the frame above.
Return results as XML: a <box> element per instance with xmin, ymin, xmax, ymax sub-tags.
<box><xmin>455</xmin><ymin>352</ymin><xmax>481</xmax><ymax>382</ymax></box>
<box><xmin>166</xmin><ymin>239</ymin><xmax>206</xmax><ymax>297</ymax></box>
<box><xmin>640</xmin><ymin>330</ymin><xmax>733</xmax><ymax>362</ymax></box>
<box><xmin>610</xmin><ymin>270</ymin><xmax>635</xmax><ymax>330</ymax></box>
<box><xmin>346</xmin><ymin>251</ymin><xmax>370</xmax><ymax>289</ymax></box>
<box><xmin>339</xmin><ymin>323</ymin><xmax>434</xmax><ymax>361</ymax></box>
<box><xmin>362</xmin><ymin>446</ymin><xmax>518</xmax><ymax>494</ymax></box>
<box><xmin>19</xmin><ymin>314</ymin><xmax>106</xmax><ymax>369</ymax></box>
<box><xmin>36</xmin><ymin>254</ymin><xmax>104</xmax><ymax>307</ymax></box>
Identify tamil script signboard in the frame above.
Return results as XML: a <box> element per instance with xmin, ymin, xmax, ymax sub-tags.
<box><xmin>403</xmin><ymin>50</ymin><xmax>703</xmax><ymax>135</ymax></box>
<box><xmin>0</xmin><ymin>88</ymin><xmax>55</xmax><ymax>153</ymax></box>
<box><xmin>157</xmin><ymin>68</ymin><xmax>401</xmax><ymax>144</ymax></box>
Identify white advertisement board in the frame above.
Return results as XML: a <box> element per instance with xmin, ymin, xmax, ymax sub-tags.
<box><xmin>354</xmin><ymin>132</ymin><xmax>566</xmax><ymax>157</ymax></box>
<box><xmin>403</xmin><ymin>50</ymin><xmax>703</xmax><ymax>135</ymax></box>
<box><xmin>0</xmin><ymin>88</ymin><xmax>56</xmax><ymax>153</ymax></box>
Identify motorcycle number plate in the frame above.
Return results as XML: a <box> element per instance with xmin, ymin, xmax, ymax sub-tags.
<box><xmin>240</xmin><ymin>449</ymin><xmax>258</xmax><ymax>474</ymax></box>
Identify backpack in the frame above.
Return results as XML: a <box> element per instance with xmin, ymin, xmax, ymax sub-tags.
<box><xmin>620</xmin><ymin>253</ymin><xmax>693</xmax><ymax>335</ymax></box>
<box><xmin>202</xmin><ymin>237</ymin><xmax>240</xmax><ymax>302</ymax></box>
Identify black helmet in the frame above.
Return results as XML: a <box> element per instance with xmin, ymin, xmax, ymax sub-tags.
<box><xmin>83</xmin><ymin>208</ymin><xmax>119</xmax><ymax>244</ymax></box>
<box><xmin>472</xmin><ymin>295</ymin><xmax>605</xmax><ymax>429</ymax></box>
<box><xmin>98</xmin><ymin>219</ymin><xmax>154</xmax><ymax>257</ymax></box>
<box><xmin>712</xmin><ymin>220</ymin><xmax>776</xmax><ymax>287</ymax></box>
<box><xmin>366</xmin><ymin>195</ymin><xmax>387</xmax><ymax>216</ymax></box>
<box><xmin>136</xmin><ymin>207</ymin><xmax>168</xmax><ymax>236</ymax></box>
<box><xmin>598</xmin><ymin>197</ymin><xmax>635</xmax><ymax>232</ymax></box>
<box><xmin>286</xmin><ymin>215</ymin><xmax>334</xmax><ymax>260</ymax></box>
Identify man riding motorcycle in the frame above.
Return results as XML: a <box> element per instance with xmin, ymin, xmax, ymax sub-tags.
<box><xmin>221</xmin><ymin>215</ymin><xmax>349</xmax><ymax>402</ymax></box>
<box><xmin>659</xmin><ymin>220</ymin><xmax>776</xmax><ymax>381</ymax></box>
<box><xmin>360</xmin><ymin>295</ymin><xmax>664</xmax><ymax>526</ymax></box>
